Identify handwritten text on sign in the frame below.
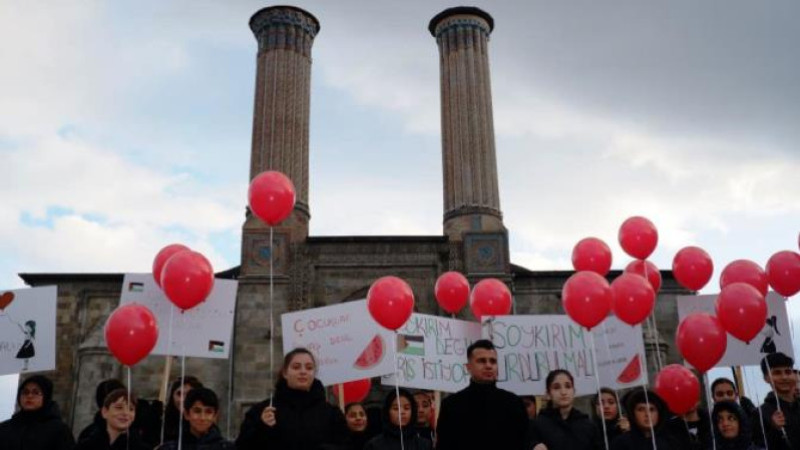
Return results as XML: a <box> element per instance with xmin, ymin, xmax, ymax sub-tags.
<box><xmin>487</xmin><ymin>315</ymin><xmax>645</xmax><ymax>395</ymax></box>
<box><xmin>383</xmin><ymin>313</ymin><xmax>482</xmax><ymax>392</ymax></box>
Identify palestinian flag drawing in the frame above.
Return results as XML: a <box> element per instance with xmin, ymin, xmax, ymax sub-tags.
<box><xmin>397</xmin><ymin>334</ymin><xmax>425</xmax><ymax>356</ymax></box>
<box><xmin>128</xmin><ymin>282</ymin><xmax>144</xmax><ymax>292</ymax></box>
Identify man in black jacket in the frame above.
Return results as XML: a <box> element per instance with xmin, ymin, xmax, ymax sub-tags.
<box><xmin>435</xmin><ymin>339</ymin><xmax>528</xmax><ymax>450</ymax></box>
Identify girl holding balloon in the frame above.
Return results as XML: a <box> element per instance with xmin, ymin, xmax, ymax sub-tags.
<box><xmin>235</xmin><ymin>348</ymin><xmax>348</xmax><ymax>450</ymax></box>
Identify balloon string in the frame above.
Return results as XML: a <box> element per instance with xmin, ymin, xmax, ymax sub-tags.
<box><xmin>590</xmin><ymin>330</ymin><xmax>610</xmax><ymax>450</ymax></box>
<box><xmin>269</xmin><ymin>225</ymin><xmax>275</xmax><ymax>407</ymax></box>
<box><xmin>227</xmin><ymin>342</ymin><xmax>234</xmax><ymax>439</ymax></box>
<box><xmin>394</xmin><ymin>333</ymin><xmax>405</xmax><ymax>450</ymax></box>
<box><xmin>160</xmin><ymin>306</ymin><xmax>175</xmax><ymax>446</ymax></box>
<box><xmin>745</xmin><ymin>367</ymin><xmax>770</xmax><ymax>450</ymax></box>
<box><xmin>178</xmin><ymin>313</ymin><xmax>186</xmax><ymax>450</ymax></box>
<box><xmin>600</xmin><ymin>322</ymin><xmax>624</xmax><ymax>417</ymax></box>
<box><xmin>704</xmin><ymin>373</ymin><xmax>717</xmax><ymax>450</ymax></box>
<box><xmin>637</xmin><ymin>350</ymin><xmax>657</xmax><ymax>450</ymax></box>
<box><xmin>127</xmin><ymin>366</ymin><xmax>131</xmax><ymax>450</ymax></box>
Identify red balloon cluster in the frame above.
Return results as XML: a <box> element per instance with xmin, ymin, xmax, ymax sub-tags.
<box><xmin>333</xmin><ymin>378</ymin><xmax>371</xmax><ymax>404</ymax></box>
<box><xmin>562</xmin><ymin>271</ymin><xmax>612</xmax><ymax>330</ymax></box>
<box><xmin>434</xmin><ymin>272</ymin><xmax>470</xmax><ymax>314</ymax></box>
<box><xmin>153</xmin><ymin>244</ymin><xmax>215</xmax><ymax>311</ymax></box>
<box><xmin>676</xmin><ymin>312</ymin><xmax>727</xmax><ymax>373</ymax></box>
<box><xmin>720</xmin><ymin>259</ymin><xmax>768</xmax><ymax>297</ymax></box>
<box><xmin>716</xmin><ymin>283</ymin><xmax>767</xmax><ymax>344</ymax></box>
<box><xmin>766</xmin><ymin>250</ymin><xmax>800</xmax><ymax>297</ymax></box>
<box><xmin>105</xmin><ymin>303</ymin><xmax>159</xmax><ymax>366</ymax></box>
<box><xmin>672</xmin><ymin>246</ymin><xmax>713</xmax><ymax>291</ymax></box>
<box><xmin>470</xmin><ymin>279</ymin><xmax>512</xmax><ymax>320</ymax></box>
<box><xmin>624</xmin><ymin>260</ymin><xmax>662</xmax><ymax>293</ymax></box>
<box><xmin>619</xmin><ymin>216</ymin><xmax>658</xmax><ymax>260</ymax></box>
<box><xmin>152</xmin><ymin>244</ymin><xmax>189</xmax><ymax>288</ymax></box>
<box><xmin>367</xmin><ymin>276</ymin><xmax>415</xmax><ymax>330</ymax></box>
<box><xmin>655</xmin><ymin>364</ymin><xmax>700</xmax><ymax>415</ymax></box>
<box><xmin>248</xmin><ymin>170</ymin><xmax>296</xmax><ymax>226</ymax></box>
<box><xmin>572</xmin><ymin>238</ymin><xmax>612</xmax><ymax>275</ymax></box>
<box><xmin>611</xmin><ymin>273</ymin><xmax>655</xmax><ymax>326</ymax></box>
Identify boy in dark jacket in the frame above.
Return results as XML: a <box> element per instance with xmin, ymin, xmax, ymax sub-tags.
<box><xmin>753</xmin><ymin>352</ymin><xmax>800</xmax><ymax>450</ymax></box>
<box><xmin>159</xmin><ymin>387</ymin><xmax>234</xmax><ymax>450</ymax></box>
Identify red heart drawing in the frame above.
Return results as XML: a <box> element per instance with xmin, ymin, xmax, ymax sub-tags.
<box><xmin>0</xmin><ymin>292</ymin><xmax>14</xmax><ymax>310</ymax></box>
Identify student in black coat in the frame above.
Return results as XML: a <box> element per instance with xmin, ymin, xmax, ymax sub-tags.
<box><xmin>0</xmin><ymin>374</ymin><xmax>75</xmax><ymax>450</ymax></box>
<box><xmin>75</xmin><ymin>388</ymin><xmax>150</xmax><ymax>450</ymax></box>
<box><xmin>529</xmin><ymin>369</ymin><xmax>602</xmax><ymax>450</ymax></box>
<box><xmin>413</xmin><ymin>391</ymin><xmax>435</xmax><ymax>445</ymax></box>
<box><xmin>712</xmin><ymin>401</ymin><xmax>759</xmax><ymax>450</ymax></box>
<box><xmin>592</xmin><ymin>387</ymin><xmax>630</xmax><ymax>447</ymax></box>
<box><xmin>344</xmin><ymin>402</ymin><xmax>377</xmax><ymax>450</ymax></box>
<box><xmin>363</xmin><ymin>388</ymin><xmax>432</xmax><ymax>450</ymax></box>
<box><xmin>78</xmin><ymin>379</ymin><xmax>126</xmax><ymax>442</ymax></box>
<box><xmin>435</xmin><ymin>339</ymin><xmax>528</xmax><ymax>450</ymax></box>
<box><xmin>611</xmin><ymin>389</ymin><xmax>672</xmax><ymax>450</ymax></box>
<box><xmin>751</xmin><ymin>352</ymin><xmax>800</xmax><ymax>450</ymax></box>
<box><xmin>663</xmin><ymin>400</ymin><xmax>711</xmax><ymax>450</ymax></box>
<box><xmin>162</xmin><ymin>375</ymin><xmax>203</xmax><ymax>444</ymax></box>
<box><xmin>235</xmin><ymin>347</ymin><xmax>348</xmax><ymax>450</ymax></box>
<box><xmin>158</xmin><ymin>387</ymin><xmax>234</xmax><ymax>450</ymax></box>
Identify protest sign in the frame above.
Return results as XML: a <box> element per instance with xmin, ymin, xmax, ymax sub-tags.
<box><xmin>120</xmin><ymin>273</ymin><xmax>237</xmax><ymax>359</ymax></box>
<box><xmin>282</xmin><ymin>300</ymin><xmax>396</xmax><ymax>386</ymax></box>
<box><xmin>0</xmin><ymin>286</ymin><xmax>57</xmax><ymax>375</ymax></box>
<box><xmin>382</xmin><ymin>313</ymin><xmax>482</xmax><ymax>392</ymax></box>
<box><xmin>486</xmin><ymin>315</ymin><xmax>646</xmax><ymax>395</ymax></box>
<box><xmin>677</xmin><ymin>292</ymin><xmax>793</xmax><ymax>366</ymax></box>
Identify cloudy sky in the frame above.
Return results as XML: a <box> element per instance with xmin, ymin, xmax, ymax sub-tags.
<box><xmin>1</xmin><ymin>1</ymin><xmax>798</xmax><ymax>419</ymax></box>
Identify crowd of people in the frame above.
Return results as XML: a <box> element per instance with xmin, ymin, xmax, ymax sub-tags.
<box><xmin>1</xmin><ymin>341</ymin><xmax>799</xmax><ymax>450</ymax></box>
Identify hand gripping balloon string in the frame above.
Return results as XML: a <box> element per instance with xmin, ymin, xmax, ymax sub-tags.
<box><xmin>600</xmin><ymin>322</ymin><xmax>624</xmax><ymax>416</ymax></box>
<box><xmin>393</xmin><ymin>334</ymin><xmax>405</xmax><ymax>450</ymax></box>
<box><xmin>763</xmin><ymin>356</ymin><xmax>790</xmax><ymax>443</ymax></box>
<box><xmin>160</xmin><ymin>306</ymin><xmax>176</xmax><ymax>446</ymax></box>
<box><xmin>636</xmin><ymin>352</ymin><xmax>657</xmax><ymax>450</ymax></box>
<box><xmin>704</xmin><ymin>374</ymin><xmax>717</xmax><ymax>450</ymax></box>
<box><xmin>590</xmin><ymin>331</ymin><xmax>610</xmax><ymax>450</ymax></box>
<box><xmin>269</xmin><ymin>226</ymin><xmax>275</xmax><ymax>407</ymax></box>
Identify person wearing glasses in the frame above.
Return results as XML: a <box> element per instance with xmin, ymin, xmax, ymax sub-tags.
<box><xmin>0</xmin><ymin>374</ymin><xmax>75</xmax><ymax>450</ymax></box>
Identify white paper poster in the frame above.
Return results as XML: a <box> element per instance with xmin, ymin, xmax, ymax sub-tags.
<box><xmin>119</xmin><ymin>273</ymin><xmax>237</xmax><ymax>359</ymax></box>
<box><xmin>282</xmin><ymin>300</ymin><xmax>396</xmax><ymax>386</ymax></box>
<box><xmin>486</xmin><ymin>315</ymin><xmax>646</xmax><ymax>395</ymax></box>
<box><xmin>677</xmin><ymin>292</ymin><xmax>793</xmax><ymax>367</ymax></box>
<box><xmin>382</xmin><ymin>313</ymin><xmax>482</xmax><ymax>392</ymax></box>
<box><xmin>0</xmin><ymin>286</ymin><xmax>57</xmax><ymax>376</ymax></box>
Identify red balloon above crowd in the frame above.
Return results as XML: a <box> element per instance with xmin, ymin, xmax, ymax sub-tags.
<box><xmin>434</xmin><ymin>271</ymin><xmax>470</xmax><ymax>314</ymax></box>
<box><xmin>248</xmin><ymin>170</ymin><xmax>296</xmax><ymax>226</ymax></box>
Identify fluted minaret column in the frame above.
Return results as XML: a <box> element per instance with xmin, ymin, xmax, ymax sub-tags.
<box><xmin>246</xmin><ymin>6</ymin><xmax>319</xmax><ymax>241</ymax></box>
<box><xmin>430</xmin><ymin>7</ymin><xmax>504</xmax><ymax>240</ymax></box>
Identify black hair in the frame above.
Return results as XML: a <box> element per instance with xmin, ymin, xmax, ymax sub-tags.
<box><xmin>466</xmin><ymin>339</ymin><xmax>495</xmax><ymax>359</ymax></box>
<box><xmin>17</xmin><ymin>374</ymin><xmax>53</xmax><ymax>409</ymax></box>
<box><xmin>344</xmin><ymin>402</ymin><xmax>365</xmax><ymax>415</ymax></box>
<box><xmin>545</xmin><ymin>369</ymin><xmax>574</xmax><ymax>393</ymax></box>
<box><xmin>164</xmin><ymin>375</ymin><xmax>203</xmax><ymax>430</ymax></box>
<box><xmin>712</xmin><ymin>400</ymin><xmax>752</xmax><ymax>445</ymax></box>
<box><xmin>382</xmin><ymin>388</ymin><xmax>418</xmax><ymax>429</ymax></box>
<box><xmin>625</xmin><ymin>390</ymin><xmax>667</xmax><ymax>430</ymax></box>
<box><xmin>183</xmin><ymin>387</ymin><xmax>219</xmax><ymax>411</ymax></box>
<box><xmin>278</xmin><ymin>347</ymin><xmax>317</xmax><ymax>385</ymax></box>
<box><xmin>760</xmin><ymin>352</ymin><xmax>794</xmax><ymax>376</ymax></box>
<box><xmin>103</xmin><ymin>388</ymin><xmax>137</xmax><ymax>408</ymax></box>
<box><xmin>711</xmin><ymin>378</ymin><xmax>736</xmax><ymax>395</ymax></box>
<box><xmin>95</xmin><ymin>379</ymin><xmax>126</xmax><ymax>409</ymax></box>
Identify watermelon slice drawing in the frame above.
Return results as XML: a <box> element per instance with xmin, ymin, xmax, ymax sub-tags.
<box><xmin>354</xmin><ymin>334</ymin><xmax>385</xmax><ymax>369</ymax></box>
<box><xmin>617</xmin><ymin>354</ymin><xmax>641</xmax><ymax>384</ymax></box>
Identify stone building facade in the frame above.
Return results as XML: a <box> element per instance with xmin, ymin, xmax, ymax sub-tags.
<box><xmin>19</xmin><ymin>6</ymin><xmax>684</xmax><ymax>437</ymax></box>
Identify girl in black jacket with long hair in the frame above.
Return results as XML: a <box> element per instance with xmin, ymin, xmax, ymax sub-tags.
<box><xmin>530</xmin><ymin>369</ymin><xmax>602</xmax><ymax>450</ymax></box>
<box><xmin>592</xmin><ymin>387</ymin><xmax>630</xmax><ymax>447</ymax></box>
<box><xmin>363</xmin><ymin>388</ymin><xmax>432</xmax><ymax>450</ymax></box>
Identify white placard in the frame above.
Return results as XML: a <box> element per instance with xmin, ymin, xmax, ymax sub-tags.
<box><xmin>120</xmin><ymin>273</ymin><xmax>237</xmax><ymax>359</ymax></box>
<box><xmin>382</xmin><ymin>313</ymin><xmax>482</xmax><ymax>392</ymax></box>
<box><xmin>677</xmin><ymin>292</ymin><xmax>793</xmax><ymax>366</ymax></box>
<box><xmin>281</xmin><ymin>300</ymin><xmax>396</xmax><ymax>386</ymax></box>
<box><xmin>486</xmin><ymin>315</ymin><xmax>646</xmax><ymax>395</ymax></box>
<box><xmin>0</xmin><ymin>286</ymin><xmax>57</xmax><ymax>376</ymax></box>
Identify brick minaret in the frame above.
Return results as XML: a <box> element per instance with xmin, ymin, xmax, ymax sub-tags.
<box><xmin>429</xmin><ymin>7</ymin><xmax>504</xmax><ymax>241</ymax></box>
<box><xmin>244</xmin><ymin>6</ymin><xmax>319</xmax><ymax>249</ymax></box>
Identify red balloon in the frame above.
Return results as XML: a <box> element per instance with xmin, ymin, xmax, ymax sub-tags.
<box><xmin>435</xmin><ymin>272</ymin><xmax>470</xmax><ymax>314</ymax></box>
<box><xmin>720</xmin><ymin>259</ymin><xmax>768</xmax><ymax>297</ymax></box>
<box><xmin>332</xmin><ymin>379</ymin><xmax>371</xmax><ymax>404</ymax></box>
<box><xmin>367</xmin><ymin>276</ymin><xmax>415</xmax><ymax>330</ymax></box>
<box><xmin>612</xmin><ymin>273</ymin><xmax>656</xmax><ymax>326</ymax></box>
<box><xmin>618</xmin><ymin>216</ymin><xmax>658</xmax><ymax>260</ymax></box>
<box><xmin>676</xmin><ymin>313</ymin><xmax>727</xmax><ymax>373</ymax></box>
<box><xmin>562</xmin><ymin>271</ymin><xmax>612</xmax><ymax>330</ymax></box>
<box><xmin>766</xmin><ymin>251</ymin><xmax>800</xmax><ymax>297</ymax></box>
<box><xmin>105</xmin><ymin>303</ymin><xmax>159</xmax><ymax>366</ymax></box>
<box><xmin>152</xmin><ymin>244</ymin><xmax>190</xmax><ymax>288</ymax></box>
<box><xmin>572</xmin><ymin>237</ymin><xmax>613</xmax><ymax>276</ymax></box>
<box><xmin>655</xmin><ymin>364</ymin><xmax>700</xmax><ymax>415</ymax></box>
<box><xmin>625</xmin><ymin>260</ymin><xmax>662</xmax><ymax>293</ymax></box>
<box><xmin>672</xmin><ymin>246</ymin><xmax>714</xmax><ymax>291</ymax></box>
<box><xmin>716</xmin><ymin>282</ymin><xmax>767</xmax><ymax>344</ymax></box>
<box><xmin>248</xmin><ymin>170</ymin><xmax>296</xmax><ymax>226</ymax></box>
<box><xmin>470</xmin><ymin>279</ymin><xmax>512</xmax><ymax>321</ymax></box>
<box><xmin>161</xmin><ymin>251</ymin><xmax>215</xmax><ymax>311</ymax></box>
